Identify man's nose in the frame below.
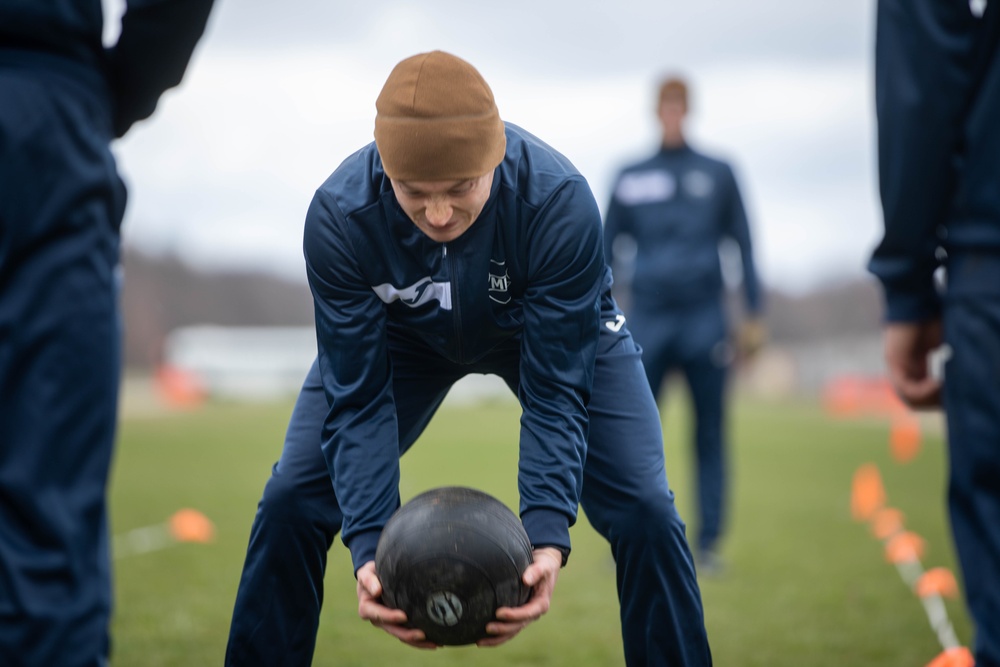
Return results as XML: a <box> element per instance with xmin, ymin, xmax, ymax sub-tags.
<box><xmin>425</xmin><ymin>198</ymin><xmax>452</xmax><ymax>226</ymax></box>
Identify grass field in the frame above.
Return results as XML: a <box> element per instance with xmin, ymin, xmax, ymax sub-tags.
<box><xmin>108</xmin><ymin>384</ymin><xmax>971</xmax><ymax>666</ymax></box>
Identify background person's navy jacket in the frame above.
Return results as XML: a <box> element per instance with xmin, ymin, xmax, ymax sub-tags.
<box><xmin>303</xmin><ymin>124</ymin><xmax>607</xmax><ymax>570</ymax></box>
<box><xmin>603</xmin><ymin>144</ymin><xmax>763</xmax><ymax>314</ymax></box>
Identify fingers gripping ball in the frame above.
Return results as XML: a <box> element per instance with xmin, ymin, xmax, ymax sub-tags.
<box><xmin>374</xmin><ymin>487</ymin><xmax>533</xmax><ymax>645</ymax></box>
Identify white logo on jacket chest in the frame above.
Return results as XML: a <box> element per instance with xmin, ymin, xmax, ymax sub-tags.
<box><xmin>489</xmin><ymin>259</ymin><xmax>511</xmax><ymax>304</ymax></box>
<box><xmin>682</xmin><ymin>170</ymin><xmax>714</xmax><ymax>198</ymax></box>
<box><xmin>614</xmin><ymin>170</ymin><xmax>676</xmax><ymax>205</ymax></box>
<box><xmin>372</xmin><ymin>277</ymin><xmax>452</xmax><ymax>310</ymax></box>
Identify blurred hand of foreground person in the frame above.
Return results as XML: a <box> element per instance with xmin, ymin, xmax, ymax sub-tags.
<box><xmin>737</xmin><ymin>318</ymin><xmax>767</xmax><ymax>361</ymax></box>
<box><xmin>883</xmin><ymin>320</ymin><xmax>943</xmax><ymax>409</ymax></box>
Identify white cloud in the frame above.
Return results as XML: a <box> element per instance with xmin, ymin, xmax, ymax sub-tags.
<box><xmin>113</xmin><ymin>2</ymin><xmax>882</xmax><ymax>293</ymax></box>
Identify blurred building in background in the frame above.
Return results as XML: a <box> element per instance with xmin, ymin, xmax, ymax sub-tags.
<box><xmin>122</xmin><ymin>246</ymin><xmax>887</xmax><ymax>406</ymax></box>
<box><xmin>162</xmin><ymin>325</ymin><xmax>316</xmax><ymax>401</ymax></box>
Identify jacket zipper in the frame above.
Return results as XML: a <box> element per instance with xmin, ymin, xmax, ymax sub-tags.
<box><xmin>443</xmin><ymin>243</ymin><xmax>464</xmax><ymax>363</ymax></box>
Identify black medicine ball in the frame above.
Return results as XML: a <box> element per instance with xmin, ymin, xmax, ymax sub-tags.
<box><xmin>374</xmin><ymin>486</ymin><xmax>534</xmax><ymax>646</ymax></box>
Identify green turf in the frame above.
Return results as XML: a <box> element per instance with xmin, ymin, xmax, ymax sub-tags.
<box><xmin>108</xmin><ymin>388</ymin><xmax>971</xmax><ymax>666</ymax></box>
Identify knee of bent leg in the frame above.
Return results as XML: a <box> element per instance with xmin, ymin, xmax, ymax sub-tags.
<box><xmin>603</xmin><ymin>491</ymin><xmax>688</xmax><ymax>544</ymax></box>
<box><xmin>257</xmin><ymin>464</ymin><xmax>340</xmax><ymax>531</ymax></box>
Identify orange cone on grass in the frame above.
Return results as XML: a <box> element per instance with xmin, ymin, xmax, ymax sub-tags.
<box><xmin>871</xmin><ymin>507</ymin><xmax>906</xmax><ymax>540</ymax></box>
<box><xmin>115</xmin><ymin>508</ymin><xmax>216</xmax><ymax>559</ymax></box>
<box><xmin>169</xmin><ymin>508</ymin><xmax>216</xmax><ymax>543</ymax></box>
<box><xmin>926</xmin><ymin>646</ymin><xmax>974</xmax><ymax>667</ymax></box>
<box><xmin>852</xmin><ymin>463</ymin><xmax>887</xmax><ymax>522</ymax></box>
<box><xmin>890</xmin><ymin>415</ymin><xmax>922</xmax><ymax>463</ymax></box>
<box><xmin>917</xmin><ymin>568</ymin><xmax>959</xmax><ymax>599</ymax></box>
<box><xmin>885</xmin><ymin>531</ymin><xmax>926</xmax><ymax>564</ymax></box>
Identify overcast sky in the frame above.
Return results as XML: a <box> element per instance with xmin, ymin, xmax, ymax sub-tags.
<box><xmin>108</xmin><ymin>0</ymin><xmax>881</xmax><ymax>294</ymax></box>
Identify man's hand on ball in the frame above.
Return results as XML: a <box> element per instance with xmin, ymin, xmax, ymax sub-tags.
<box><xmin>356</xmin><ymin>560</ymin><xmax>440</xmax><ymax>649</ymax></box>
<box><xmin>480</xmin><ymin>546</ymin><xmax>562</xmax><ymax>647</ymax></box>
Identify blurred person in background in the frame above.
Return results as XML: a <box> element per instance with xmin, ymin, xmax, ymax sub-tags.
<box><xmin>0</xmin><ymin>1</ymin><xmax>214</xmax><ymax>664</ymax></box>
<box><xmin>869</xmin><ymin>0</ymin><xmax>1000</xmax><ymax>664</ymax></box>
<box><xmin>603</xmin><ymin>76</ymin><xmax>765</xmax><ymax>575</ymax></box>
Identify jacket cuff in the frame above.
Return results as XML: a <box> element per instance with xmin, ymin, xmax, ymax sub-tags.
<box><xmin>521</xmin><ymin>508</ymin><xmax>571</xmax><ymax>554</ymax></box>
<box><xmin>881</xmin><ymin>284</ymin><xmax>942</xmax><ymax>323</ymax></box>
<box><xmin>346</xmin><ymin>529</ymin><xmax>382</xmax><ymax>575</ymax></box>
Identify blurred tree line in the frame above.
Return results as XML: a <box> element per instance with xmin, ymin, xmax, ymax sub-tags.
<box><xmin>122</xmin><ymin>247</ymin><xmax>314</xmax><ymax>368</ymax></box>
<box><xmin>121</xmin><ymin>246</ymin><xmax>883</xmax><ymax>371</ymax></box>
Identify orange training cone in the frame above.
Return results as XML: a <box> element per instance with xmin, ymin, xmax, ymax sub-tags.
<box><xmin>886</xmin><ymin>531</ymin><xmax>926</xmax><ymax>564</ymax></box>
<box><xmin>870</xmin><ymin>507</ymin><xmax>906</xmax><ymax>540</ymax></box>
<box><xmin>926</xmin><ymin>646</ymin><xmax>974</xmax><ymax>667</ymax></box>
<box><xmin>852</xmin><ymin>463</ymin><xmax>887</xmax><ymax>522</ymax></box>
<box><xmin>890</xmin><ymin>415</ymin><xmax>922</xmax><ymax>463</ymax></box>
<box><xmin>169</xmin><ymin>508</ymin><xmax>216</xmax><ymax>544</ymax></box>
<box><xmin>823</xmin><ymin>376</ymin><xmax>862</xmax><ymax>418</ymax></box>
<box><xmin>155</xmin><ymin>365</ymin><xmax>207</xmax><ymax>409</ymax></box>
<box><xmin>917</xmin><ymin>568</ymin><xmax>960</xmax><ymax>599</ymax></box>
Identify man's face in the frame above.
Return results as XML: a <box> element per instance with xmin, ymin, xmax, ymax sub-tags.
<box><xmin>658</xmin><ymin>97</ymin><xmax>687</xmax><ymax>140</ymax></box>
<box><xmin>391</xmin><ymin>172</ymin><xmax>493</xmax><ymax>243</ymax></box>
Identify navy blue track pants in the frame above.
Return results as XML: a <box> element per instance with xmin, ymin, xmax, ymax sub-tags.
<box><xmin>226</xmin><ymin>321</ymin><xmax>712</xmax><ymax>666</ymax></box>
<box><xmin>626</xmin><ymin>299</ymin><xmax>730</xmax><ymax>554</ymax></box>
<box><xmin>0</xmin><ymin>64</ymin><xmax>124</xmax><ymax>666</ymax></box>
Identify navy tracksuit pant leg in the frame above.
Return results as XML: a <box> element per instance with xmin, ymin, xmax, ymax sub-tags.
<box><xmin>225</xmin><ymin>353</ymin><xmax>459</xmax><ymax>666</ymax></box>
<box><xmin>0</xmin><ymin>68</ymin><xmax>124</xmax><ymax>666</ymax></box>
<box><xmin>943</xmin><ymin>253</ymin><xmax>1000</xmax><ymax>667</ymax></box>
<box><xmin>627</xmin><ymin>300</ymin><xmax>730</xmax><ymax>554</ymax></box>
<box><xmin>227</xmin><ymin>322</ymin><xmax>711</xmax><ymax>666</ymax></box>
<box><xmin>682</xmin><ymin>355</ymin><xmax>727</xmax><ymax>553</ymax></box>
<box><xmin>581</xmin><ymin>324</ymin><xmax>712</xmax><ymax>666</ymax></box>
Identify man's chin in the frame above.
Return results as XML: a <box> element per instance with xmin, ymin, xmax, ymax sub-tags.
<box><xmin>422</xmin><ymin>226</ymin><xmax>468</xmax><ymax>243</ymax></box>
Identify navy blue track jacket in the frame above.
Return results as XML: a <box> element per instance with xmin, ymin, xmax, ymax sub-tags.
<box><xmin>303</xmin><ymin>124</ymin><xmax>607</xmax><ymax>567</ymax></box>
<box><xmin>603</xmin><ymin>145</ymin><xmax>762</xmax><ymax>313</ymax></box>
<box><xmin>869</xmin><ymin>0</ymin><xmax>1000</xmax><ymax>321</ymax></box>
<box><xmin>0</xmin><ymin>0</ymin><xmax>214</xmax><ymax>137</ymax></box>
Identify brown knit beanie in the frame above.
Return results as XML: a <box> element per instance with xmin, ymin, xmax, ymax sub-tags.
<box><xmin>374</xmin><ymin>51</ymin><xmax>506</xmax><ymax>181</ymax></box>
